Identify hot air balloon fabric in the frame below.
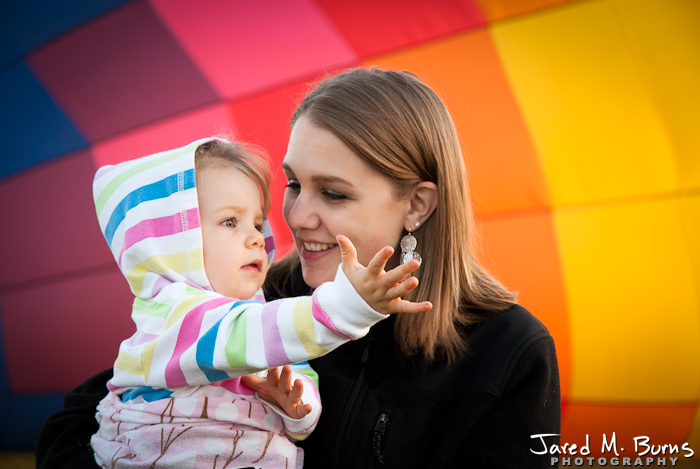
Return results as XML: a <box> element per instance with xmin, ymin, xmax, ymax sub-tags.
<box><xmin>0</xmin><ymin>0</ymin><xmax>698</xmax><ymax>454</ymax></box>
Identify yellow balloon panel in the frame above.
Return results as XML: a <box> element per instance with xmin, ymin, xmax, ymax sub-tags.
<box><xmin>554</xmin><ymin>198</ymin><xmax>700</xmax><ymax>402</ymax></box>
<box><xmin>491</xmin><ymin>0</ymin><xmax>678</xmax><ymax>207</ymax></box>
<box><xmin>681</xmin><ymin>195</ymin><xmax>700</xmax><ymax>307</ymax></box>
<box><xmin>612</xmin><ymin>0</ymin><xmax>700</xmax><ymax>190</ymax></box>
<box><xmin>364</xmin><ymin>29</ymin><xmax>551</xmax><ymax>215</ymax></box>
<box><xmin>681</xmin><ymin>194</ymin><xmax>700</xmax><ymax>448</ymax></box>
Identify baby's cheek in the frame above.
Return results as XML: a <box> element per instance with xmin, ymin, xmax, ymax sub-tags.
<box><xmin>256</xmin><ymin>275</ymin><xmax>266</xmax><ymax>291</ymax></box>
<box><xmin>204</xmin><ymin>252</ymin><xmax>228</xmax><ymax>291</ymax></box>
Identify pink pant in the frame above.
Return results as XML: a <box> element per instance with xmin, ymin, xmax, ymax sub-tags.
<box><xmin>91</xmin><ymin>392</ymin><xmax>303</xmax><ymax>468</ymax></box>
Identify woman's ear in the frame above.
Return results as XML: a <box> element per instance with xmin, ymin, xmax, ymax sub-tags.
<box><xmin>405</xmin><ymin>182</ymin><xmax>437</xmax><ymax>230</ymax></box>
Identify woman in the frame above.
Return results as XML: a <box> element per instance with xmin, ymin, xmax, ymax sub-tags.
<box><xmin>36</xmin><ymin>68</ymin><xmax>560</xmax><ymax>468</ymax></box>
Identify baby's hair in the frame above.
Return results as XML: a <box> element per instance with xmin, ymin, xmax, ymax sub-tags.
<box><xmin>195</xmin><ymin>139</ymin><xmax>272</xmax><ymax>213</ymax></box>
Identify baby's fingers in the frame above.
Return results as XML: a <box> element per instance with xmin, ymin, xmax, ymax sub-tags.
<box><xmin>390</xmin><ymin>299</ymin><xmax>433</xmax><ymax>314</ymax></box>
<box><xmin>266</xmin><ymin>366</ymin><xmax>280</xmax><ymax>388</ymax></box>
<box><xmin>387</xmin><ymin>276</ymin><xmax>419</xmax><ymax>299</ymax></box>
<box><xmin>383</xmin><ymin>258</ymin><xmax>421</xmax><ymax>286</ymax></box>
<box><xmin>298</xmin><ymin>403</ymin><xmax>312</xmax><ymax>418</ymax></box>
<box><xmin>290</xmin><ymin>379</ymin><xmax>304</xmax><ymax>402</ymax></box>
<box><xmin>277</xmin><ymin>365</ymin><xmax>293</xmax><ymax>393</ymax></box>
<box><xmin>337</xmin><ymin>235</ymin><xmax>361</xmax><ymax>275</ymax></box>
<box><xmin>241</xmin><ymin>374</ymin><xmax>273</xmax><ymax>402</ymax></box>
<box><xmin>366</xmin><ymin>246</ymin><xmax>394</xmax><ymax>278</ymax></box>
<box><xmin>241</xmin><ymin>374</ymin><xmax>266</xmax><ymax>393</ymax></box>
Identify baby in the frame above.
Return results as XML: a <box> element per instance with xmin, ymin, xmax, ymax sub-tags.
<box><xmin>89</xmin><ymin>137</ymin><xmax>428</xmax><ymax>468</ymax></box>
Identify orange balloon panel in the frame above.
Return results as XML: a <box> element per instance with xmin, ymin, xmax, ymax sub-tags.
<box><xmin>476</xmin><ymin>209</ymin><xmax>570</xmax><ymax>400</ymax></box>
<box><xmin>474</xmin><ymin>0</ymin><xmax>578</xmax><ymax>21</ymax></box>
<box><xmin>365</xmin><ymin>28</ymin><xmax>550</xmax><ymax>215</ymax></box>
<box><xmin>91</xmin><ymin>103</ymin><xmax>237</xmax><ymax>168</ymax></box>
<box><xmin>561</xmin><ymin>403</ymin><xmax>696</xmax><ymax>456</ymax></box>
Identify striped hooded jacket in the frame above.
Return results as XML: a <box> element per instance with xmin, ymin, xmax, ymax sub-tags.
<box><xmin>92</xmin><ymin>137</ymin><xmax>387</xmax><ymax>437</ymax></box>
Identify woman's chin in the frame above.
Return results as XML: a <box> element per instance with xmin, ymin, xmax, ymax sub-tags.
<box><xmin>297</xmin><ymin>246</ymin><xmax>340</xmax><ymax>288</ymax></box>
<box><xmin>300</xmin><ymin>262</ymin><xmax>338</xmax><ymax>289</ymax></box>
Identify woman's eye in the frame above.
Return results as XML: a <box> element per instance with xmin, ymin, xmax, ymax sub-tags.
<box><xmin>285</xmin><ymin>180</ymin><xmax>301</xmax><ymax>191</ymax></box>
<box><xmin>222</xmin><ymin>218</ymin><xmax>238</xmax><ymax>228</ymax></box>
<box><xmin>323</xmin><ymin>190</ymin><xmax>347</xmax><ymax>201</ymax></box>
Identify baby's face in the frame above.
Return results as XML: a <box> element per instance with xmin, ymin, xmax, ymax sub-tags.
<box><xmin>197</xmin><ymin>164</ymin><xmax>269</xmax><ymax>299</ymax></box>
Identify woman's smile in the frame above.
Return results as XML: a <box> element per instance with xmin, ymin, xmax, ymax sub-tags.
<box><xmin>300</xmin><ymin>240</ymin><xmax>339</xmax><ymax>261</ymax></box>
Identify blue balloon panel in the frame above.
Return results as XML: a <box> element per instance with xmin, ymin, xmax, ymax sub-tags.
<box><xmin>0</xmin><ymin>63</ymin><xmax>87</xmax><ymax>179</ymax></box>
<box><xmin>26</xmin><ymin>1</ymin><xmax>220</xmax><ymax>143</ymax></box>
<box><xmin>0</xmin><ymin>0</ymin><xmax>133</xmax><ymax>69</ymax></box>
<box><xmin>0</xmin><ymin>394</ymin><xmax>64</xmax><ymax>450</ymax></box>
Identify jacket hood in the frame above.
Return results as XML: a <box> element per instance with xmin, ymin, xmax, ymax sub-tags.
<box><xmin>93</xmin><ymin>137</ymin><xmax>275</xmax><ymax>300</ymax></box>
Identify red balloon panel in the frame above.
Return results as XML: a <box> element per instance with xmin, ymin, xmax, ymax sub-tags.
<box><xmin>561</xmin><ymin>403</ymin><xmax>696</xmax><ymax>456</ymax></box>
<box><xmin>91</xmin><ymin>103</ymin><xmax>237</xmax><ymax>168</ymax></box>
<box><xmin>1</xmin><ymin>266</ymin><xmax>134</xmax><ymax>394</ymax></box>
<box><xmin>0</xmin><ymin>149</ymin><xmax>112</xmax><ymax>289</ymax></box>
<box><xmin>26</xmin><ymin>0</ymin><xmax>219</xmax><ymax>142</ymax></box>
<box><xmin>315</xmin><ymin>0</ymin><xmax>486</xmax><ymax>57</ymax></box>
<box><xmin>230</xmin><ymin>74</ymin><xmax>337</xmax><ymax>257</ymax></box>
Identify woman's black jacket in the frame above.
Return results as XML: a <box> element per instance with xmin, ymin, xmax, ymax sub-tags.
<box><xmin>297</xmin><ymin>305</ymin><xmax>561</xmax><ymax>468</ymax></box>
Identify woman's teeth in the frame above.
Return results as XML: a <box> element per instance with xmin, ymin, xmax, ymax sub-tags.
<box><xmin>303</xmin><ymin>242</ymin><xmax>335</xmax><ymax>252</ymax></box>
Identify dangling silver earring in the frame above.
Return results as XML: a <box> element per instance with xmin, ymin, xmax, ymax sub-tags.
<box><xmin>400</xmin><ymin>221</ymin><xmax>422</xmax><ymax>267</ymax></box>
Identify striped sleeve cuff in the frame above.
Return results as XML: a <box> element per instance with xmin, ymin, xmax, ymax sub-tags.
<box><xmin>312</xmin><ymin>264</ymin><xmax>388</xmax><ymax>340</ymax></box>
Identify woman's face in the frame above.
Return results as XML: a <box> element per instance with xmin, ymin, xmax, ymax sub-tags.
<box><xmin>282</xmin><ymin>116</ymin><xmax>410</xmax><ymax>289</ymax></box>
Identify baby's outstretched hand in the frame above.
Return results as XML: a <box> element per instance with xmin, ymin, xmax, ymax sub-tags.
<box><xmin>337</xmin><ymin>235</ymin><xmax>432</xmax><ymax>315</ymax></box>
<box><xmin>240</xmin><ymin>365</ymin><xmax>312</xmax><ymax>419</ymax></box>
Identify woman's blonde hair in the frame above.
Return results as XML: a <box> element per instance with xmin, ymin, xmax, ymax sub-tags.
<box><xmin>271</xmin><ymin>68</ymin><xmax>516</xmax><ymax>362</ymax></box>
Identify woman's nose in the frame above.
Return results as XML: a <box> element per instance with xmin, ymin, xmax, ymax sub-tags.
<box><xmin>285</xmin><ymin>194</ymin><xmax>320</xmax><ymax>231</ymax></box>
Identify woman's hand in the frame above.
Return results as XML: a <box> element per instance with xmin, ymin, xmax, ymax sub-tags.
<box><xmin>337</xmin><ymin>234</ymin><xmax>432</xmax><ymax>315</ymax></box>
<box><xmin>240</xmin><ymin>365</ymin><xmax>312</xmax><ymax>419</ymax></box>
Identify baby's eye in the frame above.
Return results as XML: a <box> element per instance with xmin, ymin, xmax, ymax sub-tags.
<box><xmin>222</xmin><ymin>218</ymin><xmax>238</xmax><ymax>228</ymax></box>
<box><xmin>255</xmin><ymin>223</ymin><xmax>264</xmax><ymax>232</ymax></box>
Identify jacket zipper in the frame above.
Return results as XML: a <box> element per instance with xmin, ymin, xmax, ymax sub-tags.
<box><xmin>333</xmin><ymin>331</ymin><xmax>373</xmax><ymax>468</ymax></box>
<box><xmin>369</xmin><ymin>408</ymin><xmax>392</xmax><ymax>468</ymax></box>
